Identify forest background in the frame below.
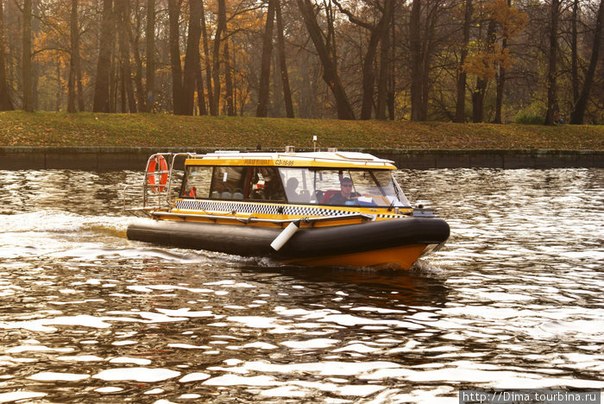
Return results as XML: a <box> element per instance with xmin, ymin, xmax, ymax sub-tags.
<box><xmin>0</xmin><ymin>0</ymin><xmax>602</xmax><ymax>126</ymax></box>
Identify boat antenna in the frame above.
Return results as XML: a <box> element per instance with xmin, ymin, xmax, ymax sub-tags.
<box><xmin>312</xmin><ymin>135</ymin><xmax>318</xmax><ymax>152</ymax></box>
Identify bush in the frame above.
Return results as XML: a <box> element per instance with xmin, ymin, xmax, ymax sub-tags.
<box><xmin>514</xmin><ymin>112</ymin><xmax>544</xmax><ymax>124</ymax></box>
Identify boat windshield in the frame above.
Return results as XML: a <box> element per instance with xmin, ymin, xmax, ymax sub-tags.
<box><xmin>279</xmin><ymin>167</ymin><xmax>410</xmax><ymax>207</ymax></box>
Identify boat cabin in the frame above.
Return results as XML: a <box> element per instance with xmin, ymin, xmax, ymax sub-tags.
<box><xmin>175</xmin><ymin>150</ymin><xmax>411</xmax><ymax>210</ymax></box>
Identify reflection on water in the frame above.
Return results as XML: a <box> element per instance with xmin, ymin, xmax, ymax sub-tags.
<box><xmin>0</xmin><ymin>168</ymin><xmax>603</xmax><ymax>403</ymax></box>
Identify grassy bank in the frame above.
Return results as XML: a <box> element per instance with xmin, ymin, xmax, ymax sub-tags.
<box><xmin>1</xmin><ymin>111</ymin><xmax>603</xmax><ymax>150</ymax></box>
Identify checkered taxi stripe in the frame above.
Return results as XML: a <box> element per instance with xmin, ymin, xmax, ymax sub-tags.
<box><xmin>174</xmin><ymin>199</ymin><xmax>405</xmax><ymax>219</ymax></box>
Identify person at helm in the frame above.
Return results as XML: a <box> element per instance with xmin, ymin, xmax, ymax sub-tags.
<box><xmin>328</xmin><ymin>177</ymin><xmax>359</xmax><ymax>205</ymax></box>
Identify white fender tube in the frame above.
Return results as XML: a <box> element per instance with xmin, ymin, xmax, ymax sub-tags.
<box><xmin>270</xmin><ymin>221</ymin><xmax>300</xmax><ymax>251</ymax></box>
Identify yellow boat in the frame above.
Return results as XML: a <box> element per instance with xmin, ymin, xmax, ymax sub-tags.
<box><xmin>127</xmin><ymin>148</ymin><xmax>449</xmax><ymax>269</ymax></box>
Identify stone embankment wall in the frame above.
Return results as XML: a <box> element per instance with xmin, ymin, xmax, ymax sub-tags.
<box><xmin>0</xmin><ymin>147</ymin><xmax>601</xmax><ymax>170</ymax></box>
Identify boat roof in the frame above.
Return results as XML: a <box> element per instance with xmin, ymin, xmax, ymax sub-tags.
<box><xmin>185</xmin><ymin>150</ymin><xmax>397</xmax><ymax>170</ymax></box>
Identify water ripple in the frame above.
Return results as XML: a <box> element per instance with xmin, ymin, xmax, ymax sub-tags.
<box><xmin>0</xmin><ymin>168</ymin><xmax>602</xmax><ymax>402</ymax></box>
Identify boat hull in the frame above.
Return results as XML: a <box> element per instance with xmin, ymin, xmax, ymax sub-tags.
<box><xmin>126</xmin><ymin>217</ymin><xmax>450</xmax><ymax>269</ymax></box>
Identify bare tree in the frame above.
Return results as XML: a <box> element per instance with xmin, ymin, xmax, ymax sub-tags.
<box><xmin>201</xmin><ymin>0</ymin><xmax>215</xmax><ymax>115</ymax></box>
<box><xmin>183</xmin><ymin>0</ymin><xmax>204</xmax><ymax>115</ymax></box>
<box><xmin>334</xmin><ymin>0</ymin><xmax>393</xmax><ymax>119</ymax></box>
<box><xmin>297</xmin><ymin>0</ymin><xmax>355</xmax><ymax>120</ymax></box>
<box><xmin>545</xmin><ymin>0</ymin><xmax>560</xmax><ymax>125</ymax></box>
<box><xmin>570</xmin><ymin>0</ymin><xmax>604</xmax><ymax>123</ymax></box>
<box><xmin>168</xmin><ymin>0</ymin><xmax>184</xmax><ymax>114</ymax></box>
<box><xmin>145</xmin><ymin>0</ymin><xmax>155</xmax><ymax>112</ymax></box>
<box><xmin>116</xmin><ymin>0</ymin><xmax>136</xmax><ymax>112</ymax></box>
<box><xmin>257</xmin><ymin>0</ymin><xmax>276</xmax><ymax>117</ymax></box>
<box><xmin>212</xmin><ymin>0</ymin><xmax>227</xmax><ymax>115</ymax></box>
<box><xmin>93</xmin><ymin>0</ymin><xmax>115</xmax><ymax>112</ymax></box>
<box><xmin>275</xmin><ymin>0</ymin><xmax>294</xmax><ymax>117</ymax></box>
<box><xmin>0</xmin><ymin>0</ymin><xmax>13</xmax><ymax>110</ymax></box>
<box><xmin>455</xmin><ymin>0</ymin><xmax>472</xmax><ymax>122</ymax></box>
<box><xmin>22</xmin><ymin>0</ymin><xmax>33</xmax><ymax>111</ymax></box>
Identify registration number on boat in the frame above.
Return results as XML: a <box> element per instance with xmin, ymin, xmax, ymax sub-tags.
<box><xmin>275</xmin><ymin>159</ymin><xmax>295</xmax><ymax>166</ymax></box>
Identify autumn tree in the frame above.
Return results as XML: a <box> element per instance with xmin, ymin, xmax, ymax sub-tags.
<box><xmin>462</xmin><ymin>0</ymin><xmax>526</xmax><ymax>122</ymax></box>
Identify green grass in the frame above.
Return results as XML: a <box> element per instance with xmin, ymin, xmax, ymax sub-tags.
<box><xmin>0</xmin><ymin>111</ymin><xmax>602</xmax><ymax>150</ymax></box>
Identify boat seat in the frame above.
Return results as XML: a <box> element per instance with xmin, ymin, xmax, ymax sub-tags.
<box><xmin>221</xmin><ymin>191</ymin><xmax>232</xmax><ymax>199</ymax></box>
<box><xmin>211</xmin><ymin>191</ymin><xmax>220</xmax><ymax>199</ymax></box>
<box><xmin>232</xmin><ymin>191</ymin><xmax>244</xmax><ymax>200</ymax></box>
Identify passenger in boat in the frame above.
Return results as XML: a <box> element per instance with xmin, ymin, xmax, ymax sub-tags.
<box><xmin>259</xmin><ymin>168</ymin><xmax>285</xmax><ymax>201</ymax></box>
<box><xmin>286</xmin><ymin>177</ymin><xmax>299</xmax><ymax>195</ymax></box>
<box><xmin>328</xmin><ymin>177</ymin><xmax>360</xmax><ymax>205</ymax></box>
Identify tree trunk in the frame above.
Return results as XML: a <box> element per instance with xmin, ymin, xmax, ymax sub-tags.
<box><xmin>571</xmin><ymin>0</ymin><xmax>579</xmax><ymax>103</ymax></box>
<box><xmin>455</xmin><ymin>0</ymin><xmax>472</xmax><ymax>122</ymax></box>
<box><xmin>116</xmin><ymin>0</ymin><xmax>136</xmax><ymax>112</ymax></box>
<box><xmin>0</xmin><ymin>0</ymin><xmax>13</xmax><ymax>110</ymax></box>
<box><xmin>296</xmin><ymin>0</ymin><xmax>354</xmax><ymax>120</ymax></box>
<box><xmin>494</xmin><ymin>0</ymin><xmax>511</xmax><ymax>124</ymax></box>
<box><xmin>196</xmin><ymin>57</ymin><xmax>206</xmax><ymax>115</ymax></box>
<box><xmin>388</xmin><ymin>16</ymin><xmax>395</xmax><ymax>120</ymax></box>
<box><xmin>22</xmin><ymin>0</ymin><xmax>33</xmax><ymax>112</ymax></box>
<box><xmin>257</xmin><ymin>0</ymin><xmax>276</xmax><ymax>117</ymax></box>
<box><xmin>183</xmin><ymin>0</ymin><xmax>202</xmax><ymax>115</ymax></box>
<box><xmin>493</xmin><ymin>46</ymin><xmax>506</xmax><ymax>124</ymax></box>
<box><xmin>145</xmin><ymin>0</ymin><xmax>155</xmax><ymax>112</ymax></box>
<box><xmin>472</xmin><ymin>18</ymin><xmax>496</xmax><ymax>123</ymax></box>
<box><xmin>224</xmin><ymin>36</ymin><xmax>235</xmax><ymax>116</ymax></box>
<box><xmin>570</xmin><ymin>0</ymin><xmax>604</xmax><ymax>124</ymax></box>
<box><xmin>68</xmin><ymin>0</ymin><xmax>78</xmax><ymax>112</ymax></box>
<box><xmin>168</xmin><ymin>0</ymin><xmax>184</xmax><ymax>114</ymax></box>
<box><xmin>275</xmin><ymin>0</ymin><xmax>294</xmax><ymax>117</ymax></box>
<box><xmin>212</xmin><ymin>0</ymin><xmax>226</xmax><ymax>115</ymax></box>
<box><xmin>93</xmin><ymin>0</ymin><xmax>114</xmax><ymax>112</ymax></box>
<box><xmin>359</xmin><ymin>8</ymin><xmax>387</xmax><ymax>119</ymax></box>
<box><xmin>545</xmin><ymin>0</ymin><xmax>560</xmax><ymax>125</ymax></box>
<box><xmin>409</xmin><ymin>0</ymin><xmax>425</xmax><ymax>121</ymax></box>
<box><xmin>200</xmin><ymin>0</ymin><xmax>214</xmax><ymax>115</ymax></box>
<box><xmin>130</xmin><ymin>11</ymin><xmax>146</xmax><ymax>112</ymax></box>
<box><xmin>376</xmin><ymin>2</ymin><xmax>394</xmax><ymax>120</ymax></box>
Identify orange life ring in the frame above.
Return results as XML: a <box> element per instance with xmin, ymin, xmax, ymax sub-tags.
<box><xmin>146</xmin><ymin>155</ymin><xmax>169</xmax><ymax>192</ymax></box>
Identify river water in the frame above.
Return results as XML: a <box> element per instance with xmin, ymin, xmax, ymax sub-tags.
<box><xmin>0</xmin><ymin>168</ymin><xmax>602</xmax><ymax>403</ymax></box>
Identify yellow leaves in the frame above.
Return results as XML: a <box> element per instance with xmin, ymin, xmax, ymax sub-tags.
<box><xmin>463</xmin><ymin>0</ymin><xmax>527</xmax><ymax>80</ymax></box>
<box><xmin>485</xmin><ymin>0</ymin><xmax>528</xmax><ymax>37</ymax></box>
<box><xmin>464</xmin><ymin>45</ymin><xmax>511</xmax><ymax>79</ymax></box>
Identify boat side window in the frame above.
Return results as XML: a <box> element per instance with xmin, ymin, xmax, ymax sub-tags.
<box><xmin>181</xmin><ymin>166</ymin><xmax>212</xmax><ymax>199</ymax></box>
<box><xmin>278</xmin><ymin>168</ymin><xmax>313</xmax><ymax>203</ymax></box>
<box><xmin>303</xmin><ymin>169</ymin><xmax>409</xmax><ymax>207</ymax></box>
<box><xmin>246</xmin><ymin>167</ymin><xmax>286</xmax><ymax>202</ymax></box>
<box><xmin>210</xmin><ymin>166</ymin><xmax>245</xmax><ymax>199</ymax></box>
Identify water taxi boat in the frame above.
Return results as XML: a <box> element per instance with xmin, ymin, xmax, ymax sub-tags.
<box><xmin>126</xmin><ymin>148</ymin><xmax>449</xmax><ymax>269</ymax></box>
